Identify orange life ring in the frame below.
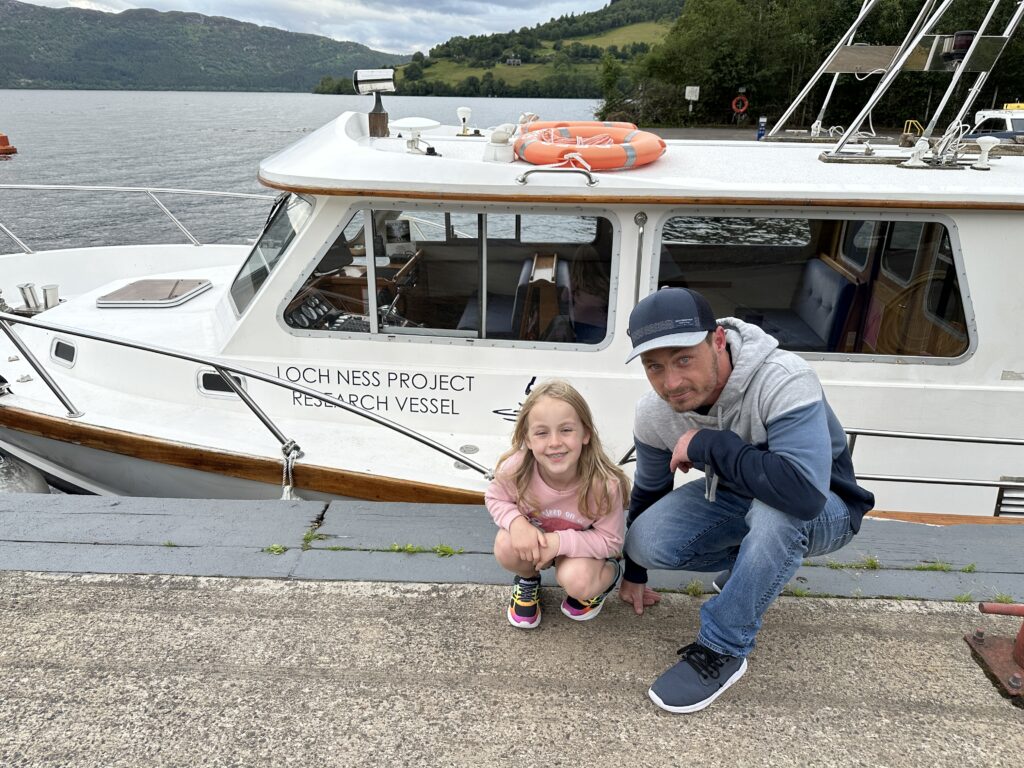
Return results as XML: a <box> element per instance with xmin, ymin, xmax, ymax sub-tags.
<box><xmin>731</xmin><ymin>95</ymin><xmax>749</xmax><ymax>114</ymax></box>
<box><xmin>514</xmin><ymin>123</ymin><xmax>666</xmax><ymax>171</ymax></box>
<box><xmin>522</xmin><ymin>120</ymin><xmax>639</xmax><ymax>132</ymax></box>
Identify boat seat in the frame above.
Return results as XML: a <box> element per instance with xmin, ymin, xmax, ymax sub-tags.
<box><xmin>457</xmin><ymin>255</ymin><xmax>572</xmax><ymax>340</ymax></box>
<box><xmin>744</xmin><ymin>257</ymin><xmax>856</xmax><ymax>352</ymax></box>
<box><xmin>457</xmin><ymin>258</ymin><xmax>533</xmax><ymax>338</ymax></box>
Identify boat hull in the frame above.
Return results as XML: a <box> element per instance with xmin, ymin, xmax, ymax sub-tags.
<box><xmin>0</xmin><ymin>408</ymin><xmax>485</xmax><ymax>503</ymax></box>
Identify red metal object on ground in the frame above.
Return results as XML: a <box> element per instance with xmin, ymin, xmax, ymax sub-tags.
<box><xmin>964</xmin><ymin>602</ymin><xmax>1024</xmax><ymax>698</ymax></box>
<box><xmin>0</xmin><ymin>133</ymin><xmax>17</xmax><ymax>155</ymax></box>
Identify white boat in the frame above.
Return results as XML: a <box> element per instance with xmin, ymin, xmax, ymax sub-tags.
<box><xmin>1</xmin><ymin>2</ymin><xmax>1023</xmax><ymax>522</ymax></box>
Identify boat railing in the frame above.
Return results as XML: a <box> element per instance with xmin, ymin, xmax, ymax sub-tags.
<box><xmin>618</xmin><ymin>429</ymin><xmax>1024</xmax><ymax>518</ymax></box>
<box><xmin>0</xmin><ymin>184</ymin><xmax>276</xmax><ymax>254</ymax></box>
<box><xmin>0</xmin><ymin>311</ymin><xmax>494</xmax><ymax>485</ymax></box>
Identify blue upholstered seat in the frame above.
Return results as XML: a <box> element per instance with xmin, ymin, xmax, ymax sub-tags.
<box><xmin>751</xmin><ymin>258</ymin><xmax>856</xmax><ymax>352</ymax></box>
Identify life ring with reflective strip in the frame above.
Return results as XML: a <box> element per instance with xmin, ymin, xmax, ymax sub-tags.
<box><xmin>522</xmin><ymin>120</ymin><xmax>639</xmax><ymax>132</ymax></box>
<box><xmin>731</xmin><ymin>95</ymin><xmax>749</xmax><ymax>114</ymax></box>
<box><xmin>514</xmin><ymin>123</ymin><xmax>666</xmax><ymax>171</ymax></box>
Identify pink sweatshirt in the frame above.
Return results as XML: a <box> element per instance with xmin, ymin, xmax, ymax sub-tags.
<box><xmin>485</xmin><ymin>450</ymin><xmax>625</xmax><ymax>560</ymax></box>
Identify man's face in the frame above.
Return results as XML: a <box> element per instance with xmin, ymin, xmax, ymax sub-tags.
<box><xmin>640</xmin><ymin>333</ymin><xmax>722</xmax><ymax>412</ymax></box>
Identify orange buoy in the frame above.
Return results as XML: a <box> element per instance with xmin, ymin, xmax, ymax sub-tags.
<box><xmin>522</xmin><ymin>120</ymin><xmax>639</xmax><ymax>132</ymax></box>
<box><xmin>0</xmin><ymin>133</ymin><xmax>16</xmax><ymax>156</ymax></box>
<box><xmin>514</xmin><ymin>123</ymin><xmax>665</xmax><ymax>171</ymax></box>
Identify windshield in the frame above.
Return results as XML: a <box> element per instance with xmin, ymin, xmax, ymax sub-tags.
<box><xmin>230</xmin><ymin>194</ymin><xmax>313</xmax><ymax>313</ymax></box>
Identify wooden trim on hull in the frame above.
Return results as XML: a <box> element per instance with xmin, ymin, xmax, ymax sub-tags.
<box><xmin>0</xmin><ymin>406</ymin><xmax>485</xmax><ymax>504</ymax></box>
<box><xmin>258</xmin><ymin>176</ymin><xmax>1024</xmax><ymax>211</ymax></box>
<box><xmin>867</xmin><ymin>510</ymin><xmax>1024</xmax><ymax>526</ymax></box>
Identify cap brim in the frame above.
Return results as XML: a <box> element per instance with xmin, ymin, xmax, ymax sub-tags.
<box><xmin>625</xmin><ymin>330</ymin><xmax>710</xmax><ymax>363</ymax></box>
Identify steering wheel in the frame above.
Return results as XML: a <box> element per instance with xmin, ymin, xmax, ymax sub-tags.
<box><xmin>390</xmin><ymin>248</ymin><xmax>423</xmax><ymax>289</ymax></box>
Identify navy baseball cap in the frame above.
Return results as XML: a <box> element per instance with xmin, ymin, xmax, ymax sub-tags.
<box><xmin>626</xmin><ymin>288</ymin><xmax>718</xmax><ymax>363</ymax></box>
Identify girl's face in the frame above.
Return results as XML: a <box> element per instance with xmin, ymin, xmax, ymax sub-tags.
<box><xmin>523</xmin><ymin>396</ymin><xmax>590</xmax><ymax>490</ymax></box>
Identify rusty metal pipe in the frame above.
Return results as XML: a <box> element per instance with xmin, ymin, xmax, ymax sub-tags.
<box><xmin>979</xmin><ymin>603</ymin><xmax>1024</xmax><ymax>617</ymax></box>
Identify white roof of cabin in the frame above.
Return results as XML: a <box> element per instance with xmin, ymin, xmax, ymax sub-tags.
<box><xmin>258</xmin><ymin>111</ymin><xmax>1024</xmax><ymax>207</ymax></box>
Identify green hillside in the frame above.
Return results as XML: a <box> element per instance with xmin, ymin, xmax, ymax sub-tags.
<box><xmin>0</xmin><ymin>0</ymin><xmax>407</xmax><ymax>91</ymax></box>
<box><xmin>314</xmin><ymin>0</ymin><xmax>682</xmax><ymax>98</ymax></box>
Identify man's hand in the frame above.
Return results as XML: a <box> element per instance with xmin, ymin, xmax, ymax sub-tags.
<box><xmin>509</xmin><ymin>516</ymin><xmax>546</xmax><ymax>564</ymax></box>
<box><xmin>670</xmin><ymin>428</ymin><xmax>701</xmax><ymax>474</ymax></box>
<box><xmin>618</xmin><ymin>578</ymin><xmax>662</xmax><ymax>615</ymax></box>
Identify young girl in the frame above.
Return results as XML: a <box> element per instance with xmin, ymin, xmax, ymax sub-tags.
<box><xmin>486</xmin><ymin>379</ymin><xmax>631</xmax><ymax>628</ymax></box>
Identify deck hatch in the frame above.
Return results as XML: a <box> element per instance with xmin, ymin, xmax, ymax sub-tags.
<box><xmin>96</xmin><ymin>279</ymin><xmax>212</xmax><ymax>308</ymax></box>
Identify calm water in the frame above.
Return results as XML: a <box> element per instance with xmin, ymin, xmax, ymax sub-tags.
<box><xmin>0</xmin><ymin>90</ymin><xmax>599</xmax><ymax>251</ymax></box>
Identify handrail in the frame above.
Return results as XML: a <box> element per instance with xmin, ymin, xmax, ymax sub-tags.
<box><xmin>616</xmin><ymin>427</ymin><xmax>1024</xmax><ymax>501</ymax></box>
<box><xmin>0</xmin><ymin>184</ymin><xmax>275</xmax><ymax>254</ymax></box>
<box><xmin>0</xmin><ymin>310</ymin><xmax>493</xmax><ymax>479</ymax></box>
<box><xmin>515</xmin><ymin>168</ymin><xmax>598</xmax><ymax>186</ymax></box>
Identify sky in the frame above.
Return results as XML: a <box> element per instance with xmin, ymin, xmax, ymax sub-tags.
<box><xmin>19</xmin><ymin>0</ymin><xmax>611</xmax><ymax>54</ymax></box>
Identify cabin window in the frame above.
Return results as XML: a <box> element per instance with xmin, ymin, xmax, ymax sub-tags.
<box><xmin>657</xmin><ymin>214</ymin><xmax>969</xmax><ymax>359</ymax></box>
<box><xmin>285</xmin><ymin>208</ymin><xmax>614</xmax><ymax>346</ymax></box>
<box><xmin>230</xmin><ymin>194</ymin><xmax>313</xmax><ymax>314</ymax></box>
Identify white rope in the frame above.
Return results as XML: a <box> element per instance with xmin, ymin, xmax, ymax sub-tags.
<box><xmin>280</xmin><ymin>440</ymin><xmax>301</xmax><ymax>500</ymax></box>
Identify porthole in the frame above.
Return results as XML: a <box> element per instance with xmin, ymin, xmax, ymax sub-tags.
<box><xmin>50</xmin><ymin>338</ymin><xmax>77</xmax><ymax>368</ymax></box>
<box><xmin>198</xmin><ymin>370</ymin><xmax>245</xmax><ymax>398</ymax></box>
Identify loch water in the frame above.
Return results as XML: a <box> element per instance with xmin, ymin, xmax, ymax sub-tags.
<box><xmin>0</xmin><ymin>90</ymin><xmax>599</xmax><ymax>251</ymax></box>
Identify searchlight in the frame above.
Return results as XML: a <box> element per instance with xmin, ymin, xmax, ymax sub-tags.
<box><xmin>353</xmin><ymin>69</ymin><xmax>396</xmax><ymax>138</ymax></box>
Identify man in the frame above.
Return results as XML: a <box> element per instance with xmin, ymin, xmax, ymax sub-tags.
<box><xmin>618</xmin><ymin>287</ymin><xmax>874</xmax><ymax>714</ymax></box>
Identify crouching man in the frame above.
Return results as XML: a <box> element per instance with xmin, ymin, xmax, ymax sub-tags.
<box><xmin>619</xmin><ymin>287</ymin><xmax>874</xmax><ymax>713</ymax></box>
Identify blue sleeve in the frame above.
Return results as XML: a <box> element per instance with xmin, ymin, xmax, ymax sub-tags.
<box><xmin>687</xmin><ymin>401</ymin><xmax>830</xmax><ymax>520</ymax></box>
<box><xmin>624</xmin><ymin>439</ymin><xmax>674</xmax><ymax>584</ymax></box>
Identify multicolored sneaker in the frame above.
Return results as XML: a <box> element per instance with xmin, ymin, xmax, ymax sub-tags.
<box><xmin>560</xmin><ymin>558</ymin><xmax>622</xmax><ymax>622</ymax></box>
<box><xmin>508</xmin><ymin>575</ymin><xmax>542</xmax><ymax>629</ymax></box>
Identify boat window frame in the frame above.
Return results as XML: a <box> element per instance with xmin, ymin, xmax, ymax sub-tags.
<box><xmin>279</xmin><ymin>201</ymin><xmax>622</xmax><ymax>352</ymax></box>
<box><xmin>229</xmin><ymin>192</ymin><xmax>315</xmax><ymax>317</ymax></box>
<box><xmin>651</xmin><ymin>206</ymin><xmax>976</xmax><ymax>366</ymax></box>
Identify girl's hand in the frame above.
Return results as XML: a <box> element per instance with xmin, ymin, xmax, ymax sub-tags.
<box><xmin>509</xmin><ymin>516</ymin><xmax>546</xmax><ymax>564</ymax></box>
<box><xmin>534</xmin><ymin>532</ymin><xmax>560</xmax><ymax>570</ymax></box>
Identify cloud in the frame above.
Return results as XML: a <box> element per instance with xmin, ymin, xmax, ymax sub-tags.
<box><xmin>20</xmin><ymin>0</ymin><xmax>610</xmax><ymax>53</ymax></box>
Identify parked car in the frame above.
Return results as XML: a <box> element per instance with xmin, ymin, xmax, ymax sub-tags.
<box><xmin>965</xmin><ymin>104</ymin><xmax>1024</xmax><ymax>143</ymax></box>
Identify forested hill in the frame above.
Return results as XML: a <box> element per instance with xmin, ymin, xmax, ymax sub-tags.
<box><xmin>0</xmin><ymin>0</ymin><xmax>407</xmax><ymax>91</ymax></box>
<box><xmin>315</xmin><ymin>0</ymin><xmax>683</xmax><ymax>98</ymax></box>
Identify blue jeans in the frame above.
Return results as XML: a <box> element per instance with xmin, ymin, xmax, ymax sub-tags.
<box><xmin>624</xmin><ymin>480</ymin><xmax>854</xmax><ymax>658</ymax></box>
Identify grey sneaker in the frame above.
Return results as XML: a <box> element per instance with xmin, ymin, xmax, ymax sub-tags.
<box><xmin>712</xmin><ymin>570</ymin><xmax>731</xmax><ymax>594</ymax></box>
<box><xmin>648</xmin><ymin>642</ymin><xmax>747</xmax><ymax>713</ymax></box>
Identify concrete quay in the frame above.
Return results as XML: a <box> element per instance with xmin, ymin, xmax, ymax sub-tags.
<box><xmin>1</xmin><ymin>493</ymin><xmax>1022</xmax><ymax>767</ymax></box>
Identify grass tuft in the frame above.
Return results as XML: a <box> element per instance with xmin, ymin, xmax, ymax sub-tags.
<box><xmin>682</xmin><ymin>579</ymin><xmax>704</xmax><ymax>597</ymax></box>
<box><xmin>262</xmin><ymin>544</ymin><xmax>287</xmax><ymax>555</ymax></box>
<box><xmin>913</xmin><ymin>561</ymin><xmax>951</xmax><ymax>572</ymax></box>
<box><xmin>953</xmin><ymin>593</ymin><xmax>974</xmax><ymax>603</ymax></box>
<box><xmin>432</xmin><ymin>544</ymin><xmax>465</xmax><ymax>558</ymax></box>
<box><xmin>960</xmin><ymin>563</ymin><xmax>977</xmax><ymax>573</ymax></box>
<box><xmin>993</xmin><ymin>593</ymin><xmax>1015</xmax><ymax>604</ymax></box>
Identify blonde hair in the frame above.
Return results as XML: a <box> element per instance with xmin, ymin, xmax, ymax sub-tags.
<box><xmin>495</xmin><ymin>379</ymin><xmax>630</xmax><ymax>520</ymax></box>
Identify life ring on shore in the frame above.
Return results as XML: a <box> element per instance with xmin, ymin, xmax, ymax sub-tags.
<box><xmin>731</xmin><ymin>95</ymin><xmax>749</xmax><ymax>115</ymax></box>
<box><xmin>514</xmin><ymin>122</ymin><xmax>666</xmax><ymax>171</ymax></box>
